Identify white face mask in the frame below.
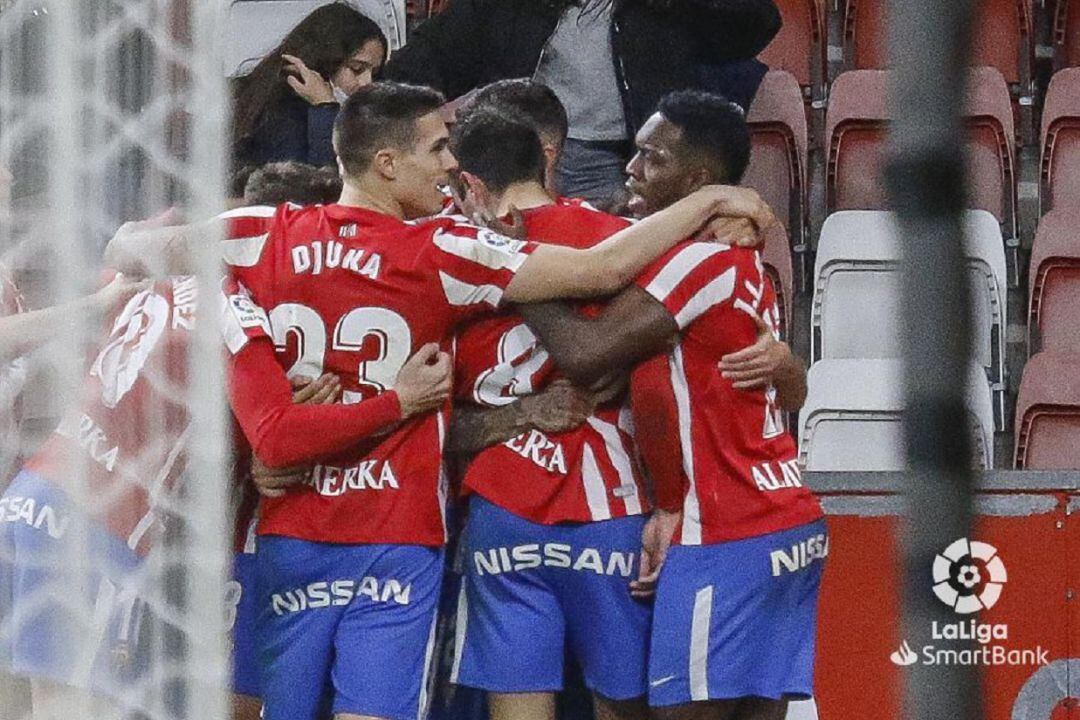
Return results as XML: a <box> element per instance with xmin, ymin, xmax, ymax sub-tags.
<box><xmin>331</xmin><ymin>83</ymin><xmax>350</xmax><ymax>104</ymax></box>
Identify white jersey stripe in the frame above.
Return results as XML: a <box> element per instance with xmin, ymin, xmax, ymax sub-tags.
<box><xmin>581</xmin><ymin>445</ymin><xmax>612</xmax><ymax>521</ymax></box>
<box><xmin>449</xmin><ymin>581</ymin><xmax>469</xmax><ymax>684</ymax></box>
<box><xmin>587</xmin><ymin>417</ymin><xmax>642</xmax><ymax>516</ymax></box>
<box><xmin>432</xmin><ymin>229</ymin><xmax>531</xmax><ymax>271</ymax></box>
<box><xmin>689</xmin><ymin>585</ymin><xmax>714</xmax><ymax>701</ymax></box>
<box><xmin>670</xmin><ymin>346</ymin><xmax>702</xmax><ymax>545</ymax></box>
<box><xmin>217</xmin><ymin>205</ymin><xmax>277</xmax><ymax>219</ymax></box>
<box><xmin>673</xmin><ymin>267</ymin><xmax>736</xmax><ymax>330</ymax></box>
<box><xmin>439</xmin><ymin>271</ymin><xmax>504</xmax><ymax>308</ymax></box>
<box><xmin>436</xmin><ymin>412</ymin><xmax>449</xmax><ymax>542</ymax></box>
<box><xmin>221</xmin><ymin>234</ymin><xmax>270</xmax><ymax>267</ymax></box>
<box><xmin>644</xmin><ymin>243</ymin><xmax>729</xmax><ymax>303</ymax></box>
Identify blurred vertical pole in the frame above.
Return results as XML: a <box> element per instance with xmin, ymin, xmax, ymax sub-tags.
<box><xmin>885</xmin><ymin>0</ymin><xmax>981</xmax><ymax>719</ymax></box>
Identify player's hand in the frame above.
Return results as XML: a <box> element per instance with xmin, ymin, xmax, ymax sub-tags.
<box><xmin>631</xmin><ymin>509</ymin><xmax>681</xmax><ymax>599</ymax></box>
<box><xmin>455</xmin><ymin>171</ymin><xmax>528</xmax><ymax>240</ymax></box>
<box><xmin>282</xmin><ymin>54</ymin><xmax>336</xmax><ymax>105</ymax></box>
<box><xmin>718</xmin><ymin>314</ymin><xmax>790</xmax><ymax>390</ymax></box>
<box><xmin>91</xmin><ymin>273</ymin><xmax>150</xmax><ymax>312</ymax></box>
<box><xmin>520</xmin><ymin>379</ymin><xmax>595</xmax><ymax>434</ymax></box>
<box><xmin>589</xmin><ymin>372</ymin><xmax>629</xmax><ymax>406</ymax></box>
<box><xmin>702</xmin><ymin>217</ymin><xmax>761</xmax><ymax>249</ymax></box>
<box><xmin>395</xmin><ymin>343</ymin><xmax>453</xmax><ymax>419</ymax></box>
<box><xmin>251</xmin><ymin>454</ymin><xmax>308</xmax><ymax>498</ymax></box>
<box><xmin>291</xmin><ymin>374</ymin><xmax>342</xmax><ymax>405</ymax></box>
<box><xmin>695</xmin><ymin>185</ymin><xmax>778</xmax><ymax>235</ymax></box>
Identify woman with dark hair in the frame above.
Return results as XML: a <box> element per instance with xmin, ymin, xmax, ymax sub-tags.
<box><xmin>384</xmin><ymin>0</ymin><xmax>779</xmax><ymax>207</ymax></box>
<box><xmin>231</xmin><ymin>2</ymin><xmax>388</xmax><ymax>170</ymax></box>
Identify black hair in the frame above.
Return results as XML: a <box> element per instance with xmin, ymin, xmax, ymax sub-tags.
<box><xmin>657</xmin><ymin>90</ymin><xmax>752</xmax><ymax>184</ymax></box>
<box><xmin>334</xmin><ymin>82</ymin><xmax>446</xmax><ymax>177</ymax></box>
<box><xmin>231</xmin><ymin>3</ymin><xmax>387</xmax><ymax>148</ymax></box>
<box><xmin>463</xmin><ymin>79</ymin><xmax>569</xmax><ymax>147</ymax></box>
<box><xmin>243</xmin><ymin>161</ymin><xmax>342</xmax><ymax>205</ymax></box>
<box><xmin>450</xmin><ymin>111</ymin><xmax>546</xmax><ymax>194</ymax></box>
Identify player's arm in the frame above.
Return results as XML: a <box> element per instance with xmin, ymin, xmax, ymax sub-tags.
<box><xmin>502</xmin><ymin>185</ymin><xmax>771</xmax><ymax>303</ymax></box>
<box><xmin>447</xmin><ymin>381</ymin><xmax>594</xmax><ymax>456</ymax></box>
<box><xmin>720</xmin><ymin>323</ymin><xmax>808</xmax><ymax>410</ymax></box>
<box><xmin>517</xmin><ymin>288</ymin><xmax>679</xmax><ymax>387</ymax></box>
<box><xmin>103</xmin><ymin>207</ymin><xmax>275</xmax><ymax>278</ymax></box>
<box><xmin>0</xmin><ymin>274</ymin><xmax>143</xmax><ymax>361</ymax></box>
<box><xmin>229</xmin><ymin>339</ymin><xmax>451</xmax><ymax>469</ymax></box>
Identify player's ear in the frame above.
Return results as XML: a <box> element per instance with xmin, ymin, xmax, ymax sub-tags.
<box><xmin>372</xmin><ymin>147</ymin><xmax>397</xmax><ymax>180</ymax></box>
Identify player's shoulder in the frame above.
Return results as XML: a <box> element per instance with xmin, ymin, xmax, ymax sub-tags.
<box><xmin>554</xmin><ymin>197</ymin><xmax>632</xmax><ymax>230</ymax></box>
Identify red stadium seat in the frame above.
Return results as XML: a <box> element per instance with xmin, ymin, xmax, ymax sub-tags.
<box><xmin>1028</xmin><ymin>210</ymin><xmax>1080</xmax><ymax>354</ymax></box>
<box><xmin>1040</xmin><ymin>68</ymin><xmax>1080</xmax><ymax>212</ymax></box>
<box><xmin>1053</xmin><ymin>0</ymin><xmax>1080</xmax><ymax>69</ymax></box>
<box><xmin>844</xmin><ymin>0</ymin><xmax>1032</xmax><ymax>84</ymax></box>
<box><xmin>1014</xmin><ymin>352</ymin><xmax>1080</xmax><ymax>469</ymax></box>
<box><xmin>762</xmin><ymin>224</ymin><xmax>794</xmax><ymax>340</ymax></box>
<box><xmin>825</xmin><ymin>68</ymin><xmax>1017</xmax><ymax>238</ymax></box>
<box><xmin>745</xmin><ymin>70</ymin><xmax>808</xmax><ymax>244</ymax></box>
<box><xmin>758</xmin><ymin>0</ymin><xmax>825</xmax><ymax>97</ymax></box>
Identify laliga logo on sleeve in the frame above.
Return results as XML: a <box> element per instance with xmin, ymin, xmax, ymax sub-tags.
<box><xmin>932</xmin><ymin>538</ymin><xmax>1007</xmax><ymax>614</ymax></box>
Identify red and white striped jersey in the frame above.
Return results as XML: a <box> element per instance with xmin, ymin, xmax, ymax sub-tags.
<box><xmin>0</xmin><ymin>263</ymin><xmax>27</xmax><ymax>485</ymax></box>
<box><xmin>27</xmin><ymin>278</ymin><xmax>204</xmax><ymax>555</ymax></box>
<box><xmin>631</xmin><ymin>242</ymin><xmax>822</xmax><ymax>545</ymax></box>
<box><xmin>221</xmin><ymin>203</ymin><xmax>537</xmax><ymax>546</ymax></box>
<box><xmin>454</xmin><ymin>199</ymin><xmax>650</xmax><ymax>524</ymax></box>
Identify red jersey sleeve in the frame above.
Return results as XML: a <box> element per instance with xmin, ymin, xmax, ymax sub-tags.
<box><xmin>635</xmin><ymin>242</ymin><xmax>741</xmax><ymax>331</ymax></box>
<box><xmin>218</xmin><ymin>205</ymin><xmax>278</xmax><ymax>268</ymax></box>
<box><xmin>427</xmin><ymin>222</ymin><xmax>537</xmax><ymax>320</ymax></box>
<box><xmin>227</xmin><ymin>337</ymin><xmax>403</xmax><ymax>469</ymax></box>
<box><xmin>630</xmin><ymin>353</ymin><xmax>686</xmax><ymax>512</ymax></box>
<box><xmin>219</xmin><ymin>277</ymin><xmax>272</xmax><ymax>355</ymax></box>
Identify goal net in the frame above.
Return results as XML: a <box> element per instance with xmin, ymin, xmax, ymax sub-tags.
<box><xmin>0</xmin><ymin>1</ymin><xmax>233</xmax><ymax>718</ymax></box>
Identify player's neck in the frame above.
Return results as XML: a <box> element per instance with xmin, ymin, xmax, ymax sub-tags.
<box><xmin>495</xmin><ymin>182</ymin><xmax>554</xmax><ymax>217</ymax></box>
<box><xmin>337</xmin><ymin>180</ymin><xmax>405</xmax><ymax>220</ymax></box>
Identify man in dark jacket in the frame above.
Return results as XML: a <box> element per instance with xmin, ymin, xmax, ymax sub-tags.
<box><xmin>384</xmin><ymin>0</ymin><xmax>780</xmax><ymax>206</ymax></box>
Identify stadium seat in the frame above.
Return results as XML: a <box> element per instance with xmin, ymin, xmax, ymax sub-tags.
<box><xmin>1015</xmin><ymin>352</ymin><xmax>1080</xmax><ymax>469</ymax></box>
<box><xmin>843</xmin><ymin>0</ymin><xmax>1031</xmax><ymax>84</ymax></box>
<box><xmin>762</xmin><ymin>223</ymin><xmax>794</xmax><ymax>340</ymax></box>
<box><xmin>1053</xmin><ymin>0</ymin><xmax>1080</xmax><ymax>69</ymax></box>
<box><xmin>1040</xmin><ymin>68</ymin><xmax>1080</xmax><ymax>212</ymax></box>
<box><xmin>225</xmin><ymin>0</ymin><xmax>407</xmax><ymax>76</ymax></box>
<box><xmin>826</xmin><ymin>68</ymin><xmax>1017</xmax><ymax>239</ymax></box>
<box><xmin>800</xmin><ymin>359</ymin><xmax>995</xmax><ymax>470</ymax></box>
<box><xmin>1028</xmin><ymin>209</ymin><xmax>1080</xmax><ymax>354</ymax></box>
<box><xmin>812</xmin><ymin>210</ymin><xmax>1006</xmax><ymax>421</ymax></box>
<box><xmin>758</xmin><ymin>0</ymin><xmax>825</xmax><ymax>98</ymax></box>
<box><xmin>745</xmin><ymin>70</ymin><xmax>808</xmax><ymax>246</ymax></box>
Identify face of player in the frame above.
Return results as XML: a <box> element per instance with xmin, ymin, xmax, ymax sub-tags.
<box><xmin>394</xmin><ymin>111</ymin><xmax>458</xmax><ymax>219</ymax></box>
<box><xmin>330</xmin><ymin>39</ymin><xmax>386</xmax><ymax>97</ymax></box>
<box><xmin>624</xmin><ymin>113</ymin><xmax>702</xmax><ymax>218</ymax></box>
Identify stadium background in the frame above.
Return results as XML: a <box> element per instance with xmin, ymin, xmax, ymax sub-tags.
<box><xmin>1</xmin><ymin>0</ymin><xmax>1079</xmax><ymax>718</ymax></box>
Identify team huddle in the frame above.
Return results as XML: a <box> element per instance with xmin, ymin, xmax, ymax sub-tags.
<box><xmin>1</xmin><ymin>79</ymin><xmax>826</xmax><ymax>720</ymax></box>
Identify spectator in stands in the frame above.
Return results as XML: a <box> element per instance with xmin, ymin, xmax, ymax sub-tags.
<box><xmin>231</xmin><ymin>3</ymin><xmax>388</xmax><ymax>171</ymax></box>
<box><xmin>384</xmin><ymin>0</ymin><xmax>780</xmax><ymax>206</ymax></box>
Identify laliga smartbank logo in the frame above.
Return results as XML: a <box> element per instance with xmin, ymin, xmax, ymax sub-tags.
<box><xmin>889</xmin><ymin>538</ymin><xmax>1049</xmax><ymax>668</ymax></box>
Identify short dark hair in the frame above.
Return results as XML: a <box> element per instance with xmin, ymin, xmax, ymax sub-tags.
<box><xmin>243</xmin><ymin>161</ymin><xmax>342</xmax><ymax>205</ymax></box>
<box><xmin>334</xmin><ymin>81</ymin><xmax>445</xmax><ymax>177</ymax></box>
<box><xmin>451</xmin><ymin>111</ymin><xmax>545</xmax><ymax>194</ymax></box>
<box><xmin>657</xmin><ymin>90</ymin><xmax>751</xmax><ymax>184</ymax></box>
<box><xmin>462</xmin><ymin>79</ymin><xmax>569</xmax><ymax>147</ymax></box>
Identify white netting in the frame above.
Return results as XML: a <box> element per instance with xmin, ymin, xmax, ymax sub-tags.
<box><xmin>0</xmin><ymin>1</ymin><xmax>231</xmax><ymax>718</ymax></box>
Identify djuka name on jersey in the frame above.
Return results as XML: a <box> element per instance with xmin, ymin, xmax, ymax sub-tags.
<box><xmin>291</xmin><ymin>239</ymin><xmax>382</xmax><ymax>280</ymax></box>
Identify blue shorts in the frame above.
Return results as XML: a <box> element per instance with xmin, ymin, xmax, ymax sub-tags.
<box><xmin>256</xmin><ymin>536</ymin><xmax>444</xmax><ymax>720</ymax></box>
<box><xmin>0</xmin><ymin>470</ymin><xmax>143</xmax><ymax>696</ymax></box>
<box><xmin>452</xmin><ymin>496</ymin><xmax>650</xmax><ymax>700</ymax></box>
<box><xmin>230</xmin><ymin>549</ymin><xmax>259</xmax><ymax>698</ymax></box>
<box><xmin>648</xmin><ymin>519</ymin><xmax>827</xmax><ymax>707</ymax></box>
